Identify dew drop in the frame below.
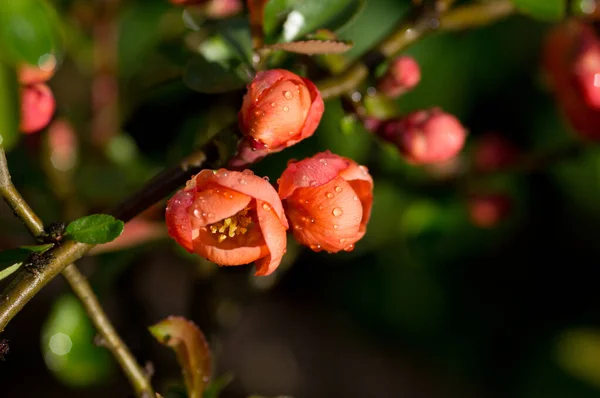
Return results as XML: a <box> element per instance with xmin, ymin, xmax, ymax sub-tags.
<box><xmin>344</xmin><ymin>243</ymin><xmax>355</xmax><ymax>252</ymax></box>
<box><xmin>262</xmin><ymin>203</ymin><xmax>271</xmax><ymax>211</ymax></box>
<box><xmin>193</xmin><ymin>209</ymin><xmax>201</xmax><ymax>218</ymax></box>
<box><xmin>333</xmin><ymin>224</ymin><xmax>339</xmax><ymax>229</ymax></box>
<box><xmin>332</xmin><ymin>207</ymin><xmax>343</xmax><ymax>217</ymax></box>
<box><xmin>310</xmin><ymin>218</ymin><xmax>315</xmax><ymax>223</ymax></box>
<box><xmin>294</xmin><ymin>225</ymin><xmax>302</xmax><ymax>230</ymax></box>
<box><xmin>310</xmin><ymin>181</ymin><xmax>319</xmax><ymax>187</ymax></box>
<box><xmin>202</xmin><ymin>212</ymin><xmax>207</xmax><ymax>217</ymax></box>
<box><xmin>282</xmin><ymin>106</ymin><xmax>289</xmax><ymax>112</ymax></box>
<box><xmin>239</xmin><ymin>179</ymin><xmax>248</xmax><ymax>185</ymax></box>
<box><xmin>304</xmin><ymin>200</ymin><xmax>309</xmax><ymax>205</ymax></box>
<box><xmin>326</xmin><ymin>192</ymin><xmax>334</xmax><ymax>199</ymax></box>
<box><xmin>310</xmin><ymin>244</ymin><xmax>322</xmax><ymax>252</ymax></box>
<box><xmin>284</xmin><ymin>91</ymin><xmax>293</xmax><ymax>99</ymax></box>
<box><xmin>263</xmin><ymin>176</ymin><xmax>270</xmax><ymax>182</ymax></box>
<box><xmin>242</xmin><ymin>169</ymin><xmax>254</xmax><ymax>175</ymax></box>
<box><xmin>258</xmin><ymin>216</ymin><xmax>264</xmax><ymax>221</ymax></box>
<box><xmin>207</xmin><ymin>212</ymin><xmax>214</xmax><ymax>219</ymax></box>
<box><xmin>353</xmin><ymin>195</ymin><xmax>358</xmax><ymax>201</ymax></box>
<box><xmin>319</xmin><ymin>159</ymin><xmax>328</xmax><ymax>166</ymax></box>
<box><xmin>318</xmin><ymin>205</ymin><xmax>324</xmax><ymax>210</ymax></box>
<box><xmin>340</xmin><ymin>238</ymin><xmax>346</xmax><ymax>244</ymax></box>
<box><xmin>288</xmin><ymin>131</ymin><xmax>295</xmax><ymax>135</ymax></box>
<box><xmin>222</xmin><ymin>172</ymin><xmax>228</xmax><ymax>177</ymax></box>
<box><xmin>270</xmin><ymin>102</ymin><xmax>276</xmax><ymax>107</ymax></box>
<box><xmin>335</xmin><ymin>186</ymin><xmax>342</xmax><ymax>193</ymax></box>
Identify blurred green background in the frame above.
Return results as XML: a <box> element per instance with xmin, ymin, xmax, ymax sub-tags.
<box><xmin>3</xmin><ymin>0</ymin><xmax>600</xmax><ymax>397</ymax></box>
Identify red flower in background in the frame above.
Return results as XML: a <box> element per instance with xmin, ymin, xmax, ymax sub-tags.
<box><xmin>233</xmin><ymin>69</ymin><xmax>324</xmax><ymax>167</ymax></box>
<box><xmin>378</xmin><ymin>108</ymin><xmax>466</xmax><ymax>164</ymax></box>
<box><xmin>377</xmin><ymin>56</ymin><xmax>421</xmax><ymax>98</ymax></box>
<box><xmin>278</xmin><ymin>151</ymin><xmax>373</xmax><ymax>253</ymax></box>
<box><xmin>166</xmin><ymin>169</ymin><xmax>288</xmax><ymax>276</ymax></box>
<box><xmin>20</xmin><ymin>83</ymin><xmax>56</xmax><ymax>134</ymax></box>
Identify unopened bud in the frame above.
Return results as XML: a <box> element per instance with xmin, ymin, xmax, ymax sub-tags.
<box><xmin>467</xmin><ymin>194</ymin><xmax>511</xmax><ymax>228</ymax></box>
<box><xmin>377</xmin><ymin>56</ymin><xmax>421</xmax><ymax>98</ymax></box>
<box><xmin>20</xmin><ymin>84</ymin><xmax>56</xmax><ymax>134</ymax></box>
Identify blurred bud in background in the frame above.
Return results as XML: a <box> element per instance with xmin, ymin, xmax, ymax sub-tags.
<box><xmin>472</xmin><ymin>132</ymin><xmax>519</xmax><ymax>172</ymax></box>
<box><xmin>467</xmin><ymin>193</ymin><xmax>512</xmax><ymax>228</ymax></box>
<box><xmin>377</xmin><ymin>56</ymin><xmax>421</xmax><ymax>98</ymax></box>
<box><xmin>20</xmin><ymin>83</ymin><xmax>55</xmax><ymax>134</ymax></box>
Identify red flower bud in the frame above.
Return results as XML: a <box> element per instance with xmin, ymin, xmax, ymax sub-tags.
<box><xmin>20</xmin><ymin>83</ymin><xmax>56</xmax><ymax>134</ymax></box>
<box><xmin>467</xmin><ymin>194</ymin><xmax>511</xmax><ymax>228</ymax></box>
<box><xmin>543</xmin><ymin>21</ymin><xmax>600</xmax><ymax>140</ymax></box>
<box><xmin>379</xmin><ymin>108</ymin><xmax>466</xmax><ymax>164</ymax></box>
<box><xmin>18</xmin><ymin>57</ymin><xmax>56</xmax><ymax>85</ymax></box>
<box><xmin>473</xmin><ymin>132</ymin><xmax>518</xmax><ymax>172</ymax></box>
<box><xmin>277</xmin><ymin>151</ymin><xmax>373</xmax><ymax>253</ymax></box>
<box><xmin>46</xmin><ymin>118</ymin><xmax>78</xmax><ymax>171</ymax></box>
<box><xmin>166</xmin><ymin>169</ymin><xmax>288</xmax><ymax>276</ymax></box>
<box><xmin>233</xmin><ymin>69</ymin><xmax>324</xmax><ymax>167</ymax></box>
<box><xmin>377</xmin><ymin>56</ymin><xmax>421</xmax><ymax>98</ymax></box>
<box><xmin>573</xmin><ymin>29</ymin><xmax>600</xmax><ymax>109</ymax></box>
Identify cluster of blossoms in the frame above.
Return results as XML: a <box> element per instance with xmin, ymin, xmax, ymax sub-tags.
<box><xmin>18</xmin><ymin>58</ymin><xmax>56</xmax><ymax>134</ymax></box>
<box><xmin>370</xmin><ymin>56</ymin><xmax>467</xmax><ymax>165</ymax></box>
<box><xmin>166</xmin><ymin>69</ymin><xmax>373</xmax><ymax>275</ymax></box>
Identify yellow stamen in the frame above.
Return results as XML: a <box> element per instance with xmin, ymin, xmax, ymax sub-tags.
<box><xmin>208</xmin><ymin>206</ymin><xmax>252</xmax><ymax>242</ymax></box>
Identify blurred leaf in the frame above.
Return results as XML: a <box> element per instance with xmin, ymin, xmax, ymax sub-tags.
<box><xmin>511</xmin><ymin>0</ymin><xmax>565</xmax><ymax>21</ymax></box>
<box><xmin>149</xmin><ymin>316</ymin><xmax>212</xmax><ymax>398</ymax></box>
<box><xmin>203</xmin><ymin>373</ymin><xmax>234</xmax><ymax>398</ymax></box>
<box><xmin>556</xmin><ymin>328</ymin><xmax>600</xmax><ymax>390</ymax></box>
<box><xmin>183</xmin><ymin>55</ymin><xmax>249</xmax><ymax>93</ymax></box>
<box><xmin>0</xmin><ymin>63</ymin><xmax>19</xmax><ymax>150</ymax></box>
<box><xmin>65</xmin><ymin>214</ymin><xmax>124</xmax><ymax>244</ymax></box>
<box><xmin>264</xmin><ymin>0</ymin><xmax>365</xmax><ymax>43</ymax></box>
<box><xmin>0</xmin><ymin>243</ymin><xmax>54</xmax><ymax>268</ymax></box>
<box><xmin>261</xmin><ymin>39</ymin><xmax>353</xmax><ymax>54</ymax></box>
<box><xmin>119</xmin><ymin>2</ymin><xmax>170</xmax><ymax>78</ymax></box>
<box><xmin>42</xmin><ymin>294</ymin><xmax>113</xmax><ymax>387</ymax></box>
<box><xmin>213</xmin><ymin>17</ymin><xmax>254</xmax><ymax>64</ymax></box>
<box><xmin>0</xmin><ymin>0</ymin><xmax>63</xmax><ymax>66</ymax></box>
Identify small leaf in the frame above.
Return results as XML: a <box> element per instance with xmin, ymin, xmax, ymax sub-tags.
<box><xmin>149</xmin><ymin>316</ymin><xmax>211</xmax><ymax>398</ymax></box>
<box><xmin>511</xmin><ymin>0</ymin><xmax>565</xmax><ymax>21</ymax></box>
<box><xmin>203</xmin><ymin>373</ymin><xmax>234</xmax><ymax>398</ymax></box>
<box><xmin>0</xmin><ymin>244</ymin><xmax>54</xmax><ymax>265</ymax></box>
<box><xmin>264</xmin><ymin>0</ymin><xmax>365</xmax><ymax>43</ymax></box>
<box><xmin>65</xmin><ymin>214</ymin><xmax>125</xmax><ymax>244</ymax></box>
<box><xmin>0</xmin><ymin>263</ymin><xmax>22</xmax><ymax>281</ymax></box>
<box><xmin>261</xmin><ymin>39</ymin><xmax>353</xmax><ymax>54</ymax></box>
<box><xmin>183</xmin><ymin>56</ymin><xmax>249</xmax><ymax>93</ymax></box>
<box><xmin>21</xmin><ymin>243</ymin><xmax>55</xmax><ymax>253</ymax></box>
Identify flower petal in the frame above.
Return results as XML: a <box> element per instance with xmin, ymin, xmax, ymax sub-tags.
<box><xmin>188</xmin><ymin>185</ymin><xmax>251</xmax><ymax>229</ymax></box>
<box><xmin>297</xmin><ymin>77</ymin><xmax>324</xmax><ymax>141</ymax></box>
<box><xmin>192</xmin><ymin>223</ymin><xmax>268</xmax><ymax>266</ymax></box>
<box><xmin>166</xmin><ymin>189</ymin><xmax>196</xmax><ymax>252</ymax></box>
<box><xmin>253</xmin><ymin>199</ymin><xmax>288</xmax><ymax>276</ymax></box>
<box><xmin>287</xmin><ymin>178</ymin><xmax>363</xmax><ymax>253</ymax></box>
<box><xmin>338</xmin><ymin>160</ymin><xmax>374</xmax><ymax>233</ymax></box>
<box><xmin>277</xmin><ymin>151</ymin><xmax>349</xmax><ymax>199</ymax></box>
<box><xmin>194</xmin><ymin>169</ymin><xmax>288</xmax><ymax>228</ymax></box>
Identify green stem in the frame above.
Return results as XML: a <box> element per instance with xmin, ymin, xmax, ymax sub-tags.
<box><xmin>0</xmin><ymin>144</ymin><xmax>154</xmax><ymax>397</ymax></box>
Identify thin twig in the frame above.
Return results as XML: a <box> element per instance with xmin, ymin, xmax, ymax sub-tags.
<box><xmin>0</xmin><ymin>144</ymin><xmax>154</xmax><ymax>397</ymax></box>
<box><xmin>316</xmin><ymin>0</ymin><xmax>515</xmax><ymax>99</ymax></box>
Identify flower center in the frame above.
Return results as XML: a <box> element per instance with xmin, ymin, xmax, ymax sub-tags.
<box><xmin>208</xmin><ymin>207</ymin><xmax>252</xmax><ymax>243</ymax></box>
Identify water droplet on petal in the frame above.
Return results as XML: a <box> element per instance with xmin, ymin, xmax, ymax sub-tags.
<box><xmin>318</xmin><ymin>205</ymin><xmax>324</xmax><ymax>210</ymax></box>
<box><xmin>294</xmin><ymin>225</ymin><xmax>302</xmax><ymax>230</ymax></box>
<box><xmin>310</xmin><ymin>244</ymin><xmax>322</xmax><ymax>252</ymax></box>
<box><xmin>283</xmin><ymin>106</ymin><xmax>289</xmax><ymax>112</ymax></box>
<box><xmin>288</xmin><ymin>131</ymin><xmax>295</xmax><ymax>135</ymax></box>
<box><xmin>310</xmin><ymin>218</ymin><xmax>315</xmax><ymax>223</ymax></box>
<box><xmin>284</xmin><ymin>91</ymin><xmax>293</xmax><ymax>99</ymax></box>
<box><xmin>310</xmin><ymin>181</ymin><xmax>319</xmax><ymax>187</ymax></box>
<box><xmin>193</xmin><ymin>209</ymin><xmax>201</xmax><ymax>218</ymax></box>
<box><xmin>262</xmin><ymin>203</ymin><xmax>271</xmax><ymax>211</ymax></box>
<box><xmin>332</xmin><ymin>207</ymin><xmax>343</xmax><ymax>217</ymax></box>
<box><xmin>202</xmin><ymin>212</ymin><xmax>207</xmax><ymax>217</ymax></box>
<box><xmin>270</xmin><ymin>102</ymin><xmax>276</xmax><ymax>107</ymax></box>
<box><xmin>243</xmin><ymin>169</ymin><xmax>254</xmax><ymax>175</ymax></box>
<box><xmin>333</xmin><ymin>224</ymin><xmax>339</xmax><ymax>229</ymax></box>
<box><xmin>208</xmin><ymin>212</ymin><xmax>214</xmax><ymax>219</ymax></box>
<box><xmin>353</xmin><ymin>195</ymin><xmax>358</xmax><ymax>201</ymax></box>
<box><xmin>344</xmin><ymin>243</ymin><xmax>355</xmax><ymax>252</ymax></box>
<box><xmin>319</xmin><ymin>159</ymin><xmax>328</xmax><ymax>166</ymax></box>
<box><xmin>263</xmin><ymin>176</ymin><xmax>270</xmax><ymax>181</ymax></box>
<box><xmin>326</xmin><ymin>192</ymin><xmax>334</xmax><ymax>199</ymax></box>
<box><xmin>340</xmin><ymin>238</ymin><xmax>346</xmax><ymax>243</ymax></box>
<box><xmin>335</xmin><ymin>186</ymin><xmax>342</xmax><ymax>193</ymax></box>
<box><xmin>239</xmin><ymin>179</ymin><xmax>248</xmax><ymax>185</ymax></box>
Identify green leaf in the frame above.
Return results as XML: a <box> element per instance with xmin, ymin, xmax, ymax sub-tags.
<box><xmin>213</xmin><ymin>17</ymin><xmax>254</xmax><ymax>64</ymax></box>
<box><xmin>0</xmin><ymin>63</ymin><xmax>19</xmax><ymax>151</ymax></box>
<box><xmin>511</xmin><ymin>0</ymin><xmax>565</xmax><ymax>21</ymax></box>
<box><xmin>149</xmin><ymin>316</ymin><xmax>212</xmax><ymax>398</ymax></box>
<box><xmin>65</xmin><ymin>214</ymin><xmax>124</xmax><ymax>244</ymax></box>
<box><xmin>0</xmin><ymin>244</ymin><xmax>54</xmax><ymax>281</ymax></box>
<box><xmin>183</xmin><ymin>55</ymin><xmax>250</xmax><ymax>93</ymax></box>
<box><xmin>264</xmin><ymin>0</ymin><xmax>365</xmax><ymax>43</ymax></box>
<box><xmin>0</xmin><ymin>263</ymin><xmax>22</xmax><ymax>281</ymax></box>
<box><xmin>203</xmin><ymin>373</ymin><xmax>234</xmax><ymax>398</ymax></box>
<box><xmin>42</xmin><ymin>294</ymin><xmax>113</xmax><ymax>387</ymax></box>
<box><xmin>0</xmin><ymin>0</ymin><xmax>63</xmax><ymax>66</ymax></box>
